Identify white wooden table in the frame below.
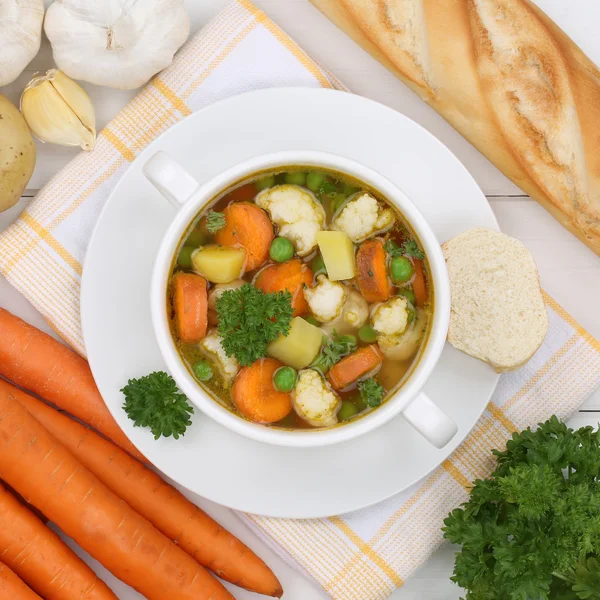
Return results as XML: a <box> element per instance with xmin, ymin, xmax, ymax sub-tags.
<box><xmin>1</xmin><ymin>1</ymin><xmax>599</xmax><ymax>598</ymax></box>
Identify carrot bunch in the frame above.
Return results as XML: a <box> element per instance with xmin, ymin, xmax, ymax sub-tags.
<box><xmin>0</xmin><ymin>309</ymin><xmax>283</xmax><ymax>599</ymax></box>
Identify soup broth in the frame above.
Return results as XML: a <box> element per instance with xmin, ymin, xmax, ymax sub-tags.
<box><xmin>167</xmin><ymin>167</ymin><xmax>432</xmax><ymax>430</ymax></box>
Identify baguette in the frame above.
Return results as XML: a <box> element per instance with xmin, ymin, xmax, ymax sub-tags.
<box><xmin>442</xmin><ymin>227</ymin><xmax>548</xmax><ymax>372</ymax></box>
<box><xmin>310</xmin><ymin>0</ymin><xmax>600</xmax><ymax>255</ymax></box>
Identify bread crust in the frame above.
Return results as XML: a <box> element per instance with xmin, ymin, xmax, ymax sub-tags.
<box><xmin>310</xmin><ymin>0</ymin><xmax>600</xmax><ymax>255</ymax></box>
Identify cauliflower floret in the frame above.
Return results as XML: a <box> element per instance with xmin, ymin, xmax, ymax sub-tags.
<box><xmin>255</xmin><ymin>185</ymin><xmax>325</xmax><ymax>256</ymax></box>
<box><xmin>303</xmin><ymin>275</ymin><xmax>348</xmax><ymax>323</ymax></box>
<box><xmin>207</xmin><ymin>280</ymin><xmax>245</xmax><ymax>310</ymax></box>
<box><xmin>293</xmin><ymin>369</ymin><xmax>341</xmax><ymax>427</ymax></box>
<box><xmin>200</xmin><ymin>330</ymin><xmax>239</xmax><ymax>384</ymax></box>
<box><xmin>371</xmin><ymin>296</ymin><xmax>409</xmax><ymax>337</ymax></box>
<box><xmin>333</xmin><ymin>192</ymin><xmax>395</xmax><ymax>242</ymax></box>
<box><xmin>321</xmin><ymin>289</ymin><xmax>369</xmax><ymax>335</ymax></box>
<box><xmin>377</xmin><ymin>308</ymin><xmax>428</xmax><ymax>361</ymax></box>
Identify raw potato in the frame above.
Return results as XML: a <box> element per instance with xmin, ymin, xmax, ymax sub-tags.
<box><xmin>268</xmin><ymin>317</ymin><xmax>323</xmax><ymax>369</ymax></box>
<box><xmin>316</xmin><ymin>230</ymin><xmax>355</xmax><ymax>280</ymax></box>
<box><xmin>0</xmin><ymin>95</ymin><xmax>36</xmax><ymax>212</ymax></box>
<box><xmin>192</xmin><ymin>245</ymin><xmax>246</xmax><ymax>284</ymax></box>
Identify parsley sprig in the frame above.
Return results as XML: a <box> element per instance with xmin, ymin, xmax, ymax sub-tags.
<box><xmin>311</xmin><ymin>330</ymin><xmax>357</xmax><ymax>373</ymax></box>
<box><xmin>206</xmin><ymin>210</ymin><xmax>226</xmax><ymax>233</ymax></box>
<box><xmin>384</xmin><ymin>239</ymin><xmax>425</xmax><ymax>260</ymax></box>
<box><xmin>121</xmin><ymin>371</ymin><xmax>193</xmax><ymax>439</ymax></box>
<box><xmin>357</xmin><ymin>378</ymin><xmax>385</xmax><ymax>407</ymax></box>
<box><xmin>216</xmin><ymin>284</ymin><xmax>293</xmax><ymax>366</ymax></box>
<box><xmin>443</xmin><ymin>416</ymin><xmax>600</xmax><ymax>599</ymax></box>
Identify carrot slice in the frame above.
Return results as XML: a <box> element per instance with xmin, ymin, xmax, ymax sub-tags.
<box><xmin>6</xmin><ymin>381</ymin><xmax>282</xmax><ymax>598</ymax></box>
<box><xmin>328</xmin><ymin>345</ymin><xmax>383</xmax><ymax>391</ymax></box>
<box><xmin>412</xmin><ymin>259</ymin><xmax>428</xmax><ymax>307</ymax></box>
<box><xmin>233</xmin><ymin>358</ymin><xmax>292</xmax><ymax>423</ymax></box>
<box><xmin>223</xmin><ymin>182</ymin><xmax>258</xmax><ymax>203</ymax></box>
<box><xmin>0</xmin><ymin>391</ymin><xmax>234</xmax><ymax>600</ymax></box>
<box><xmin>0</xmin><ymin>484</ymin><xmax>116</xmax><ymax>600</ymax></box>
<box><xmin>173</xmin><ymin>272</ymin><xmax>208</xmax><ymax>342</ymax></box>
<box><xmin>0</xmin><ymin>308</ymin><xmax>144</xmax><ymax>461</ymax></box>
<box><xmin>0</xmin><ymin>562</ymin><xmax>42</xmax><ymax>600</ymax></box>
<box><xmin>356</xmin><ymin>239</ymin><xmax>392</xmax><ymax>303</ymax></box>
<box><xmin>215</xmin><ymin>202</ymin><xmax>274</xmax><ymax>271</ymax></box>
<box><xmin>255</xmin><ymin>259</ymin><xmax>313</xmax><ymax>316</ymax></box>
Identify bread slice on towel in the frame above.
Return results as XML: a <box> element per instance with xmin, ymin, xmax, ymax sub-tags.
<box><xmin>442</xmin><ymin>228</ymin><xmax>548</xmax><ymax>373</ymax></box>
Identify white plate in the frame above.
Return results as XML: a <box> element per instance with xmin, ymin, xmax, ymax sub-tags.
<box><xmin>82</xmin><ymin>88</ymin><xmax>499</xmax><ymax>519</ymax></box>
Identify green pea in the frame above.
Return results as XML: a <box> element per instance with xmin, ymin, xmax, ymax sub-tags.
<box><xmin>269</xmin><ymin>237</ymin><xmax>294</xmax><ymax>262</ymax></box>
<box><xmin>304</xmin><ymin>315</ymin><xmax>320</xmax><ymax>327</ymax></box>
<box><xmin>284</xmin><ymin>172</ymin><xmax>306</xmax><ymax>185</ymax></box>
<box><xmin>177</xmin><ymin>246</ymin><xmax>195</xmax><ymax>269</ymax></box>
<box><xmin>390</xmin><ymin>256</ymin><xmax>414</xmax><ymax>283</ymax></box>
<box><xmin>331</xmin><ymin>193</ymin><xmax>347</xmax><ymax>214</ymax></box>
<box><xmin>256</xmin><ymin>174</ymin><xmax>276</xmax><ymax>190</ymax></box>
<box><xmin>306</xmin><ymin>172</ymin><xmax>325</xmax><ymax>192</ymax></box>
<box><xmin>186</xmin><ymin>226</ymin><xmax>205</xmax><ymax>247</ymax></box>
<box><xmin>338</xmin><ymin>401</ymin><xmax>359</xmax><ymax>421</ymax></box>
<box><xmin>342</xmin><ymin>182</ymin><xmax>359</xmax><ymax>196</ymax></box>
<box><xmin>358</xmin><ymin>325</ymin><xmax>378</xmax><ymax>343</ymax></box>
<box><xmin>399</xmin><ymin>287</ymin><xmax>416</xmax><ymax>306</ymax></box>
<box><xmin>311</xmin><ymin>254</ymin><xmax>327</xmax><ymax>275</ymax></box>
<box><xmin>407</xmin><ymin>308</ymin><xmax>416</xmax><ymax>324</ymax></box>
<box><xmin>193</xmin><ymin>360</ymin><xmax>213</xmax><ymax>382</ymax></box>
<box><xmin>273</xmin><ymin>366</ymin><xmax>297</xmax><ymax>392</ymax></box>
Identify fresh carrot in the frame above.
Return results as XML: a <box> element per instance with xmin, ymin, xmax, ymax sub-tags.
<box><xmin>5</xmin><ymin>380</ymin><xmax>283</xmax><ymax>598</ymax></box>
<box><xmin>356</xmin><ymin>239</ymin><xmax>392</xmax><ymax>303</ymax></box>
<box><xmin>233</xmin><ymin>358</ymin><xmax>292</xmax><ymax>423</ymax></box>
<box><xmin>0</xmin><ymin>308</ymin><xmax>144</xmax><ymax>461</ymax></box>
<box><xmin>173</xmin><ymin>272</ymin><xmax>208</xmax><ymax>342</ymax></box>
<box><xmin>2</xmin><ymin>480</ymin><xmax>48</xmax><ymax>524</ymax></box>
<box><xmin>0</xmin><ymin>391</ymin><xmax>233</xmax><ymax>600</ymax></box>
<box><xmin>215</xmin><ymin>202</ymin><xmax>274</xmax><ymax>270</ymax></box>
<box><xmin>255</xmin><ymin>259</ymin><xmax>313</xmax><ymax>316</ymax></box>
<box><xmin>412</xmin><ymin>259</ymin><xmax>428</xmax><ymax>307</ymax></box>
<box><xmin>0</xmin><ymin>483</ymin><xmax>117</xmax><ymax>600</ymax></box>
<box><xmin>0</xmin><ymin>562</ymin><xmax>42</xmax><ymax>600</ymax></box>
<box><xmin>223</xmin><ymin>182</ymin><xmax>258</xmax><ymax>203</ymax></box>
<box><xmin>328</xmin><ymin>345</ymin><xmax>384</xmax><ymax>390</ymax></box>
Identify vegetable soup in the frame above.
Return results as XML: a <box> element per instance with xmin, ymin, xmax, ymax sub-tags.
<box><xmin>167</xmin><ymin>168</ymin><xmax>433</xmax><ymax>429</ymax></box>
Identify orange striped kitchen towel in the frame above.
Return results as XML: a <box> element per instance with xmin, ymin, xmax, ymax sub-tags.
<box><xmin>0</xmin><ymin>2</ymin><xmax>598</xmax><ymax>599</ymax></box>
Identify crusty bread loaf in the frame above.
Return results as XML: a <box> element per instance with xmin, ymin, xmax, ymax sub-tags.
<box><xmin>442</xmin><ymin>227</ymin><xmax>548</xmax><ymax>372</ymax></box>
<box><xmin>310</xmin><ymin>0</ymin><xmax>600</xmax><ymax>255</ymax></box>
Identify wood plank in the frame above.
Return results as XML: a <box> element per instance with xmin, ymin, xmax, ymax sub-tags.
<box><xmin>8</xmin><ymin>0</ymin><xmax>598</xmax><ymax>198</ymax></box>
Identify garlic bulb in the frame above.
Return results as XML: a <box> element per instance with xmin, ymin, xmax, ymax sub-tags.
<box><xmin>21</xmin><ymin>70</ymin><xmax>96</xmax><ymax>151</ymax></box>
<box><xmin>0</xmin><ymin>0</ymin><xmax>44</xmax><ymax>87</ymax></box>
<box><xmin>44</xmin><ymin>0</ymin><xmax>190</xmax><ymax>90</ymax></box>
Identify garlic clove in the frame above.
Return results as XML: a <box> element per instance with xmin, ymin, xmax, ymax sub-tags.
<box><xmin>0</xmin><ymin>0</ymin><xmax>45</xmax><ymax>87</ymax></box>
<box><xmin>21</xmin><ymin>69</ymin><xmax>96</xmax><ymax>151</ymax></box>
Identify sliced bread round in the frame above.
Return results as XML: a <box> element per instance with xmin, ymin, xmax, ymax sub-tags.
<box><xmin>442</xmin><ymin>227</ymin><xmax>548</xmax><ymax>373</ymax></box>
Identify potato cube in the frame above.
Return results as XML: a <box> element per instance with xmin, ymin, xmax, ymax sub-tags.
<box><xmin>191</xmin><ymin>245</ymin><xmax>246</xmax><ymax>284</ymax></box>
<box><xmin>316</xmin><ymin>231</ymin><xmax>355</xmax><ymax>281</ymax></box>
<box><xmin>268</xmin><ymin>317</ymin><xmax>323</xmax><ymax>369</ymax></box>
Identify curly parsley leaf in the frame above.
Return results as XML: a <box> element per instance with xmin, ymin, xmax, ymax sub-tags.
<box><xmin>311</xmin><ymin>330</ymin><xmax>357</xmax><ymax>373</ymax></box>
<box><xmin>357</xmin><ymin>378</ymin><xmax>385</xmax><ymax>407</ymax></box>
<box><xmin>206</xmin><ymin>210</ymin><xmax>226</xmax><ymax>233</ymax></box>
<box><xmin>443</xmin><ymin>416</ymin><xmax>600</xmax><ymax>600</ymax></box>
<box><xmin>384</xmin><ymin>239</ymin><xmax>425</xmax><ymax>260</ymax></box>
<box><xmin>401</xmin><ymin>240</ymin><xmax>425</xmax><ymax>259</ymax></box>
<box><xmin>121</xmin><ymin>371</ymin><xmax>193</xmax><ymax>440</ymax></box>
<box><xmin>216</xmin><ymin>284</ymin><xmax>293</xmax><ymax>366</ymax></box>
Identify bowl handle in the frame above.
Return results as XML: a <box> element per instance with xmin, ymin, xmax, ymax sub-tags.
<box><xmin>402</xmin><ymin>393</ymin><xmax>458</xmax><ymax>449</ymax></box>
<box><xmin>143</xmin><ymin>151</ymin><xmax>200</xmax><ymax>208</ymax></box>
